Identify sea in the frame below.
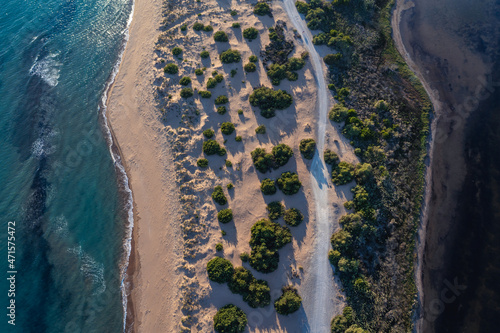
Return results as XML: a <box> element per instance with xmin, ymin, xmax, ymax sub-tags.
<box><xmin>0</xmin><ymin>0</ymin><xmax>134</xmax><ymax>332</ymax></box>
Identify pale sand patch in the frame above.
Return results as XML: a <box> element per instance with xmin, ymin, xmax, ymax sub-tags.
<box><xmin>107</xmin><ymin>0</ymin><xmax>182</xmax><ymax>331</ymax></box>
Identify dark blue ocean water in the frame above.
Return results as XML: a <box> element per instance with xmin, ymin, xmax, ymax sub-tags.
<box><xmin>0</xmin><ymin>0</ymin><xmax>133</xmax><ymax>332</ymax></box>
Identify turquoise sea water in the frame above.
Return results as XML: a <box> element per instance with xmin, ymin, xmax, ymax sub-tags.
<box><xmin>0</xmin><ymin>0</ymin><xmax>133</xmax><ymax>332</ymax></box>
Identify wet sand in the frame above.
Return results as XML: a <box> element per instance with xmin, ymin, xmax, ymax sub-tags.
<box><xmin>394</xmin><ymin>0</ymin><xmax>500</xmax><ymax>331</ymax></box>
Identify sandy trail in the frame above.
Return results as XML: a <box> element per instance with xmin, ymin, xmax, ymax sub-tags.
<box><xmin>283</xmin><ymin>0</ymin><xmax>338</xmax><ymax>331</ymax></box>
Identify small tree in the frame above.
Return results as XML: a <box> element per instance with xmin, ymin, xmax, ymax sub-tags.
<box><xmin>249</xmin><ymin>55</ymin><xmax>258</xmax><ymax>63</ymax></box>
<box><xmin>197</xmin><ymin>158</ymin><xmax>209</xmax><ymax>168</ymax></box>
<box><xmin>255</xmin><ymin>125</ymin><xmax>266</xmax><ymax>134</ymax></box>
<box><xmin>172</xmin><ymin>47</ymin><xmax>183</xmax><ymax>56</ymax></box>
<box><xmin>274</xmin><ymin>286</ymin><xmax>302</xmax><ymax>315</ymax></box>
<box><xmin>203</xmin><ymin>139</ymin><xmax>222</xmax><ymax>155</ymax></box>
<box><xmin>200</xmin><ymin>50</ymin><xmax>210</xmax><ymax>59</ymax></box>
<box><xmin>243</xmin><ymin>27</ymin><xmax>259</xmax><ymax>40</ymax></box>
<box><xmin>199</xmin><ymin>90</ymin><xmax>212</xmax><ymax>98</ymax></box>
<box><xmin>284</xmin><ymin>208</ymin><xmax>304</xmax><ymax>226</ymax></box>
<box><xmin>207</xmin><ymin>257</ymin><xmax>234</xmax><ymax>283</ymax></box>
<box><xmin>193</xmin><ymin>22</ymin><xmax>204</xmax><ymax>31</ymax></box>
<box><xmin>221</xmin><ymin>122</ymin><xmax>235</xmax><ymax>135</ymax></box>
<box><xmin>272</xmin><ymin>144</ymin><xmax>293</xmax><ymax>166</ymax></box>
<box><xmin>213</xmin><ymin>305</ymin><xmax>247</xmax><ymax>333</ymax></box>
<box><xmin>215</xmin><ymin>95</ymin><xmax>229</xmax><ymax>105</ymax></box>
<box><xmin>203</xmin><ymin>128</ymin><xmax>215</xmax><ymax>138</ymax></box>
<box><xmin>232</xmin><ymin>22</ymin><xmax>241</xmax><ymax>28</ymax></box>
<box><xmin>299</xmin><ymin>138</ymin><xmax>316</xmax><ymax>159</ymax></box>
<box><xmin>212</xmin><ymin>185</ymin><xmax>228</xmax><ymax>205</ymax></box>
<box><xmin>218</xmin><ymin>208</ymin><xmax>233</xmax><ymax>223</ymax></box>
<box><xmin>266</xmin><ymin>201</ymin><xmax>284</xmax><ymax>220</ymax></box>
<box><xmin>163</xmin><ymin>63</ymin><xmax>178</xmax><ymax>74</ymax></box>
<box><xmin>180</xmin><ymin>87</ymin><xmax>194</xmax><ymax>98</ymax></box>
<box><xmin>260</xmin><ymin>179</ymin><xmax>276</xmax><ymax>195</ymax></box>
<box><xmin>324</xmin><ymin>149</ymin><xmax>339</xmax><ymax>165</ymax></box>
<box><xmin>277</xmin><ymin>172</ymin><xmax>301</xmax><ymax>195</ymax></box>
<box><xmin>220</xmin><ymin>49</ymin><xmax>241</xmax><ymax>63</ymax></box>
<box><xmin>214</xmin><ymin>30</ymin><xmax>229</xmax><ymax>42</ymax></box>
<box><xmin>254</xmin><ymin>2</ymin><xmax>271</xmax><ymax>16</ymax></box>
<box><xmin>179</xmin><ymin>76</ymin><xmax>191</xmax><ymax>86</ymax></box>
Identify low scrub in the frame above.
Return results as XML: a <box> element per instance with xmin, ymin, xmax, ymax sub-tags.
<box><xmin>212</xmin><ymin>185</ymin><xmax>228</xmax><ymax>205</ymax></box>
<box><xmin>249</xmin><ymin>86</ymin><xmax>293</xmax><ymax>118</ymax></box>
<box><xmin>218</xmin><ymin>208</ymin><xmax>233</xmax><ymax>223</ymax></box>
<box><xmin>274</xmin><ymin>286</ymin><xmax>302</xmax><ymax>315</ymax></box>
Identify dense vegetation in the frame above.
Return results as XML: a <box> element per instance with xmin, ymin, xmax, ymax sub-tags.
<box><xmin>249</xmin><ymin>219</ymin><xmax>291</xmax><ymax>273</ymax></box>
<box><xmin>299</xmin><ymin>138</ymin><xmax>316</xmax><ymax>159</ymax></box>
<box><xmin>228</xmin><ymin>267</ymin><xmax>271</xmax><ymax>308</ymax></box>
<box><xmin>207</xmin><ymin>257</ymin><xmax>234</xmax><ymax>284</ymax></box>
<box><xmin>250</xmin><ymin>144</ymin><xmax>293</xmax><ymax>173</ymax></box>
<box><xmin>297</xmin><ymin>0</ymin><xmax>431</xmax><ymax>330</ymax></box>
<box><xmin>284</xmin><ymin>208</ymin><xmax>304</xmax><ymax>226</ymax></box>
<box><xmin>221</xmin><ymin>122</ymin><xmax>235</xmax><ymax>135</ymax></box>
<box><xmin>220</xmin><ymin>49</ymin><xmax>241</xmax><ymax>63</ymax></box>
<box><xmin>274</xmin><ymin>286</ymin><xmax>302</xmax><ymax>315</ymax></box>
<box><xmin>249</xmin><ymin>86</ymin><xmax>293</xmax><ymax>118</ymax></box>
<box><xmin>276</xmin><ymin>172</ymin><xmax>302</xmax><ymax>195</ymax></box>
<box><xmin>243</xmin><ymin>27</ymin><xmax>259</xmax><ymax>40</ymax></box>
<box><xmin>260</xmin><ymin>178</ymin><xmax>277</xmax><ymax>195</ymax></box>
<box><xmin>266</xmin><ymin>201</ymin><xmax>284</xmax><ymax>220</ymax></box>
<box><xmin>213</xmin><ymin>304</ymin><xmax>247</xmax><ymax>333</ymax></box>
<box><xmin>253</xmin><ymin>2</ymin><xmax>271</xmax><ymax>16</ymax></box>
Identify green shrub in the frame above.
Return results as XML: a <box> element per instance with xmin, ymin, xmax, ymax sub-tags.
<box><xmin>354</xmin><ymin>163</ymin><xmax>373</xmax><ymax>184</ymax></box>
<box><xmin>214</xmin><ymin>30</ymin><xmax>229</xmax><ymax>42</ymax></box>
<box><xmin>230</xmin><ymin>10</ymin><xmax>238</xmax><ymax>16</ymax></box>
<box><xmin>230</xmin><ymin>69</ymin><xmax>237</xmax><ymax>77</ymax></box>
<box><xmin>179</xmin><ymin>76</ymin><xmax>191</xmax><ymax>86</ymax></box>
<box><xmin>237</xmin><ymin>109</ymin><xmax>243</xmax><ymax>115</ymax></box>
<box><xmin>235</xmin><ymin>136</ymin><xmax>242</xmax><ymax>142</ymax></box>
<box><xmin>286</xmin><ymin>71</ymin><xmax>298</xmax><ymax>81</ymax></box>
<box><xmin>324</xmin><ymin>149</ymin><xmax>339</xmax><ymax>165</ymax></box>
<box><xmin>218</xmin><ymin>208</ymin><xmax>233</xmax><ymax>223</ymax></box>
<box><xmin>287</xmin><ymin>57</ymin><xmax>305</xmax><ymax>71</ymax></box>
<box><xmin>212</xmin><ymin>185</ymin><xmax>228</xmax><ymax>205</ymax></box>
<box><xmin>217</xmin><ymin>106</ymin><xmax>227</xmax><ymax>115</ymax></box>
<box><xmin>216</xmin><ymin>243</ymin><xmax>223</xmax><ymax>251</ymax></box>
<box><xmin>244</xmin><ymin>62</ymin><xmax>257</xmax><ymax>72</ymax></box>
<box><xmin>180</xmin><ymin>24</ymin><xmax>187</xmax><ymax>31</ymax></box>
<box><xmin>324</xmin><ymin>53</ymin><xmax>342</xmax><ymax>66</ymax></box>
<box><xmin>215</xmin><ymin>95</ymin><xmax>229</xmax><ymax>105</ymax></box>
<box><xmin>217</xmin><ymin>148</ymin><xmax>225</xmax><ymax>156</ymax></box>
<box><xmin>328</xmin><ymin>83</ymin><xmax>336</xmax><ymax>91</ymax></box>
<box><xmin>272</xmin><ymin>144</ymin><xmax>293</xmax><ymax>166</ymax></box>
<box><xmin>374</xmin><ymin>100</ymin><xmax>389</xmax><ymax>110</ymax></box>
<box><xmin>207</xmin><ymin>257</ymin><xmax>234</xmax><ymax>283</ymax></box>
<box><xmin>221</xmin><ymin>122</ymin><xmax>235</xmax><ymax>135</ymax></box>
<box><xmin>227</xmin><ymin>183</ymin><xmax>234</xmax><ymax>189</ymax></box>
<box><xmin>225</xmin><ymin>160</ymin><xmax>232</xmax><ymax>169</ymax></box>
<box><xmin>284</xmin><ymin>208</ymin><xmax>303</xmax><ymax>226</ymax></box>
<box><xmin>200</xmin><ymin>50</ymin><xmax>210</xmax><ymax>58</ymax></box>
<box><xmin>163</xmin><ymin>63</ymin><xmax>178</xmax><ymax>74</ymax></box>
<box><xmin>329</xmin><ymin>104</ymin><xmax>350</xmax><ymax>122</ymax></box>
<box><xmin>255</xmin><ymin>125</ymin><xmax>266</xmax><ymax>134</ymax></box>
<box><xmin>251</xmin><ymin>148</ymin><xmax>274</xmax><ymax>173</ymax></box>
<box><xmin>207</xmin><ymin>77</ymin><xmax>217</xmax><ymax>89</ymax></box>
<box><xmin>330</xmin><ymin>306</ymin><xmax>354</xmax><ymax>333</ymax></box>
<box><xmin>267</xmin><ymin>201</ymin><xmax>284</xmax><ymax>220</ymax></box>
<box><xmin>197</xmin><ymin>158</ymin><xmax>209</xmax><ymax>168</ymax></box>
<box><xmin>195</xmin><ymin>68</ymin><xmax>204</xmax><ymax>75</ymax></box>
<box><xmin>239</xmin><ymin>252</ymin><xmax>250</xmax><ymax>262</ymax></box>
<box><xmin>180</xmin><ymin>87</ymin><xmax>194</xmax><ymax>98</ymax></box>
<box><xmin>277</xmin><ymin>172</ymin><xmax>301</xmax><ymax>195</ymax></box>
<box><xmin>213</xmin><ymin>304</ymin><xmax>247</xmax><ymax>333</ymax></box>
<box><xmin>249</xmin><ymin>86</ymin><xmax>293</xmax><ymax>118</ymax></box>
<box><xmin>228</xmin><ymin>267</ymin><xmax>271</xmax><ymax>308</ymax></box>
<box><xmin>274</xmin><ymin>286</ymin><xmax>302</xmax><ymax>315</ymax></box>
<box><xmin>260</xmin><ymin>178</ymin><xmax>277</xmax><ymax>195</ymax></box>
<box><xmin>249</xmin><ymin>245</ymin><xmax>279</xmax><ymax>273</ymax></box>
<box><xmin>232</xmin><ymin>22</ymin><xmax>241</xmax><ymax>28</ymax></box>
<box><xmin>299</xmin><ymin>138</ymin><xmax>316</xmax><ymax>159</ymax></box>
<box><xmin>203</xmin><ymin>139</ymin><xmax>222</xmax><ymax>155</ymax></box>
<box><xmin>172</xmin><ymin>47</ymin><xmax>183</xmax><ymax>56</ymax></box>
<box><xmin>215</xmin><ymin>74</ymin><xmax>224</xmax><ymax>82</ymax></box>
<box><xmin>249</xmin><ymin>219</ymin><xmax>291</xmax><ymax>273</ymax></box>
<box><xmin>295</xmin><ymin>1</ymin><xmax>310</xmax><ymax>14</ymax></box>
<box><xmin>199</xmin><ymin>90</ymin><xmax>212</xmax><ymax>98</ymax></box>
<box><xmin>243</xmin><ymin>27</ymin><xmax>258</xmax><ymax>40</ymax></box>
<box><xmin>332</xmin><ymin>161</ymin><xmax>355</xmax><ymax>185</ymax></box>
<box><xmin>203</xmin><ymin>128</ymin><xmax>215</xmax><ymax>138</ymax></box>
<box><xmin>220</xmin><ymin>49</ymin><xmax>241</xmax><ymax>63</ymax></box>
<box><xmin>203</xmin><ymin>25</ymin><xmax>213</xmax><ymax>32</ymax></box>
<box><xmin>249</xmin><ymin>55</ymin><xmax>258</xmax><ymax>63</ymax></box>
<box><xmin>254</xmin><ymin>2</ymin><xmax>271</xmax><ymax>16</ymax></box>
<box><xmin>267</xmin><ymin>63</ymin><xmax>287</xmax><ymax>85</ymax></box>
<box><xmin>193</xmin><ymin>22</ymin><xmax>204</xmax><ymax>31</ymax></box>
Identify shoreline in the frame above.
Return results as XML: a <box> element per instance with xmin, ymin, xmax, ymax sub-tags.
<box><xmin>106</xmin><ymin>0</ymin><xmax>183</xmax><ymax>331</ymax></box>
<box><xmin>391</xmin><ymin>1</ymin><xmax>440</xmax><ymax>330</ymax></box>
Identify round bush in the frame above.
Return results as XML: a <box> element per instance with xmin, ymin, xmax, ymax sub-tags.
<box><xmin>200</xmin><ymin>50</ymin><xmax>210</xmax><ymax>59</ymax></box>
<box><xmin>193</xmin><ymin>22</ymin><xmax>204</xmax><ymax>31</ymax></box>
<box><xmin>249</xmin><ymin>55</ymin><xmax>258</xmax><ymax>63</ymax></box>
<box><xmin>195</xmin><ymin>68</ymin><xmax>204</xmax><ymax>75</ymax></box>
<box><xmin>235</xmin><ymin>136</ymin><xmax>242</xmax><ymax>142</ymax></box>
<box><xmin>203</xmin><ymin>25</ymin><xmax>214</xmax><ymax>32</ymax></box>
<box><xmin>239</xmin><ymin>252</ymin><xmax>250</xmax><ymax>262</ymax></box>
<box><xmin>197</xmin><ymin>158</ymin><xmax>209</xmax><ymax>168</ymax></box>
<box><xmin>216</xmin><ymin>243</ymin><xmax>223</xmax><ymax>251</ymax></box>
<box><xmin>163</xmin><ymin>63</ymin><xmax>178</xmax><ymax>74</ymax></box>
<box><xmin>179</xmin><ymin>76</ymin><xmax>191</xmax><ymax>86</ymax></box>
<box><xmin>249</xmin><ymin>86</ymin><xmax>293</xmax><ymax>118</ymax></box>
<box><xmin>232</xmin><ymin>22</ymin><xmax>241</xmax><ymax>28</ymax></box>
<box><xmin>277</xmin><ymin>172</ymin><xmax>301</xmax><ymax>195</ymax></box>
<box><xmin>212</xmin><ymin>185</ymin><xmax>228</xmax><ymax>205</ymax></box>
<box><xmin>255</xmin><ymin>125</ymin><xmax>266</xmax><ymax>134</ymax></box>
<box><xmin>199</xmin><ymin>90</ymin><xmax>212</xmax><ymax>98</ymax></box>
<box><xmin>203</xmin><ymin>128</ymin><xmax>215</xmax><ymax>138</ymax></box>
<box><xmin>172</xmin><ymin>47</ymin><xmax>183</xmax><ymax>56</ymax></box>
<box><xmin>215</xmin><ymin>95</ymin><xmax>229</xmax><ymax>105</ymax></box>
<box><xmin>220</xmin><ymin>49</ymin><xmax>241</xmax><ymax>63</ymax></box>
<box><xmin>260</xmin><ymin>178</ymin><xmax>276</xmax><ymax>195</ymax></box>
<box><xmin>203</xmin><ymin>139</ymin><xmax>221</xmax><ymax>155</ymax></box>
<box><xmin>284</xmin><ymin>208</ymin><xmax>303</xmax><ymax>226</ymax></box>
<box><xmin>272</xmin><ymin>144</ymin><xmax>293</xmax><ymax>166</ymax></box>
<box><xmin>243</xmin><ymin>27</ymin><xmax>258</xmax><ymax>40</ymax></box>
<box><xmin>254</xmin><ymin>2</ymin><xmax>271</xmax><ymax>16</ymax></box>
<box><xmin>287</xmin><ymin>57</ymin><xmax>305</xmax><ymax>71</ymax></box>
<box><xmin>218</xmin><ymin>208</ymin><xmax>233</xmax><ymax>223</ymax></box>
<box><xmin>180</xmin><ymin>87</ymin><xmax>194</xmax><ymax>98</ymax></box>
<box><xmin>217</xmin><ymin>106</ymin><xmax>227</xmax><ymax>115</ymax></box>
<box><xmin>324</xmin><ymin>53</ymin><xmax>342</xmax><ymax>66</ymax></box>
<box><xmin>324</xmin><ymin>149</ymin><xmax>339</xmax><ymax>165</ymax></box>
<box><xmin>299</xmin><ymin>138</ymin><xmax>316</xmax><ymax>159</ymax></box>
<box><xmin>213</xmin><ymin>304</ymin><xmax>247</xmax><ymax>333</ymax></box>
<box><xmin>274</xmin><ymin>286</ymin><xmax>302</xmax><ymax>315</ymax></box>
<box><xmin>267</xmin><ymin>201</ymin><xmax>284</xmax><ymax>220</ymax></box>
<box><xmin>207</xmin><ymin>77</ymin><xmax>217</xmax><ymax>89</ymax></box>
<box><xmin>244</xmin><ymin>63</ymin><xmax>257</xmax><ymax>72</ymax></box>
<box><xmin>214</xmin><ymin>30</ymin><xmax>229</xmax><ymax>42</ymax></box>
<box><xmin>332</xmin><ymin>161</ymin><xmax>355</xmax><ymax>185</ymax></box>
<box><xmin>215</xmin><ymin>74</ymin><xmax>224</xmax><ymax>83</ymax></box>
<box><xmin>207</xmin><ymin>257</ymin><xmax>234</xmax><ymax>283</ymax></box>
<box><xmin>221</xmin><ymin>122</ymin><xmax>235</xmax><ymax>135</ymax></box>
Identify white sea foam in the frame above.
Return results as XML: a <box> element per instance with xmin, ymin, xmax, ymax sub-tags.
<box><xmin>68</xmin><ymin>246</ymin><xmax>107</xmax><ymax>296</ymax></box>
<box><xmin>29</xmin><ymin>53</ymin><xmax>61</xmax><ymax>87</ymax></box>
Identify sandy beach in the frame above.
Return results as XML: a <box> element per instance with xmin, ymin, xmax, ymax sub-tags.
<box><xmin>107</xmin><ymin>0</ymin><xmax>183</xmax><ymax>331</ymax></box>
